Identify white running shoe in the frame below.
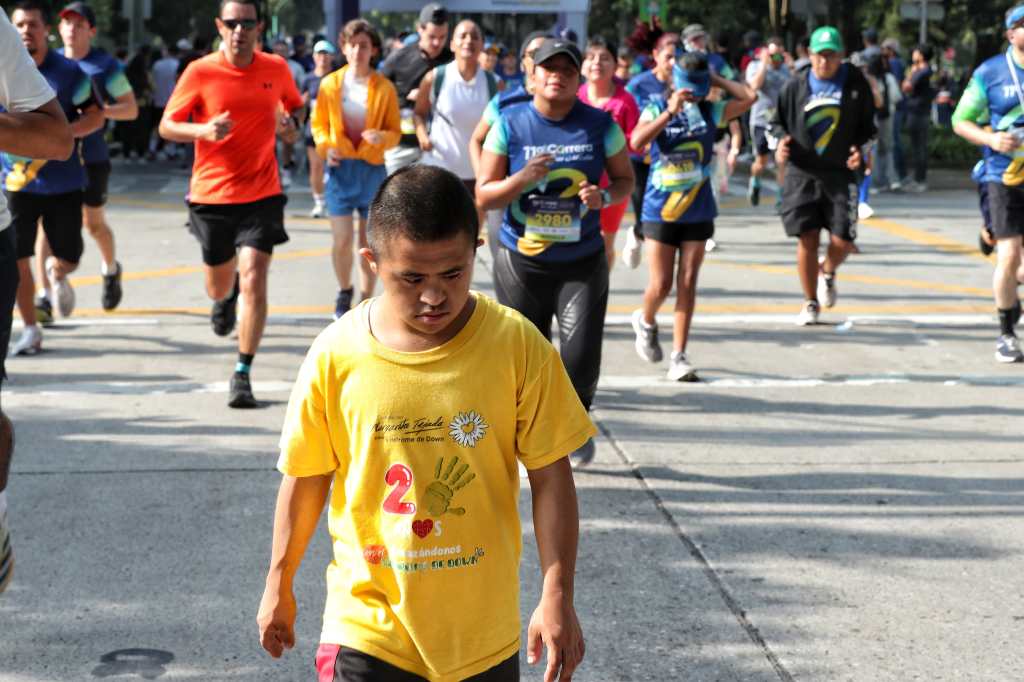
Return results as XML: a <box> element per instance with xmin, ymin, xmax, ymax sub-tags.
<box><xmin>857</xmin><ymin>202</ymin><xmax>874</xmax><ymax>220</ymax></box>
<box><xmin>666</xmin><ymin>351</ymin><xmax>697</xmax><ymax>382</ymax></box>
<box><xmin>309</xmin><ymin>201</ymin><xmax>325</xmax><ymax>219</ymax></box>
<box><xmin>10</xmin><ymin>325</ymin><xmax>42</xmax><ymax>356</ymax></box>
<box><xmin>797</xmin><ymin>300</ymin><xmax>820</xmax><ymax>326</ymax></box>
<box><xmin>622</xmin><ymin>226</ymin><xmax>643</xmax><ymax>269</ymax></box>
<box><xmin>995</xmin><ymin>334</ymin><xmax>1024</xmax><ymax>363</ymax></box>
<box><xmin>280</xmin><ymin>168</ymin><xmax>293</xmax><ymax>189</ymax></box>
<box><xmin>705</xmin><ymin>238</ymin><xmax>718</xmax><ymax>253</ymax></box>
<box><xmin>46</xmin><ymin>256</ymin><xmax>75</xmax><ymax>318</ymax></box>
<box><xmin>817</xmin><ymin>272</ymin><xmax>837</xmax><ymax>308</ymax></box>
<box><xmin>631</xmin><ymin>309</ymin><xmax>663</xmax><ymax>363</ymax></box>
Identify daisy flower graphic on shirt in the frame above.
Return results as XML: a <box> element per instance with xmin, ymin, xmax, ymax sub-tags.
<box><xmin>449</xmin><ymin>411</ymin><xmax>488</xmax><ymax>448</ymax></box>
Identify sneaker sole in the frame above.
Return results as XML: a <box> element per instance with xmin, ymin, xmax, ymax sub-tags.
<box><xmin>54</xmin><ymin>282</ymin><xmax>75</xmax><ymax>318</ymax></box>
<box><xmin>667</xmin><ymin>369</ymin><xmax>699</xmax><ymax>382</ymax></box>
<box><xmin>994</xmin><ymin>351</ymin><xmax>1024</xmax><ymax>364</ymax></box>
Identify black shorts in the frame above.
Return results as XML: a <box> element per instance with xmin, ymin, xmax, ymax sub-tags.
<box><xmin>780</xmin><ymin>171</ymin><xmax>858</xmax><ymax>243</ymax></box>
<box><xmin>187</xmin><ymin>194</ymin><xmax>289</xmax><ymax>266</ymax></box>
<box><xmin>988</xmin><ymin>182</ymin><xmax>1024</xmax><ymax>239</ymax></box>
<box><xmin>84</xmin><ymin>161</ymin><xmax>111</xmax><ymax>207</ymax></box>
<box><xmin>0</xmin><ymin>226</ymin><xmax>18</xmax><ymax>384</ymax></box>
<box><xmin>752</xmin><ymin>126</ymin><xmax>777</xmax><ymax>156</ymax></box>
<box><xmin>8</xmin><ymin>190</ymin><xmax>84</xmax><ymax>263</ymax></box>
<box><xmin>642</xmin><ymin>220</ymin><xmax>714</xmax><ymax>245</ymax></box>
<box><xmin>316</xmin><ymin>645</ymin><xmax>519</xmax><ymax>681</ymax></box>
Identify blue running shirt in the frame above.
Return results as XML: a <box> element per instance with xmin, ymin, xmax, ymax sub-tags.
<box><xmin>640</xmin><ymin>99</ymin><xmax>723</xmax><ymax>224</ymax></box>
<box><xmin>953</xmin><ymin>50</ymin><xmax>1024</xmax><ymax>186</ymax></box>
<box><xmin>626</xmin><ymin>70</ymin><xmax>668</xmax><ymax>111</ymax></box>
<box><xmin>77</xmin><ymin>48</ymin><xmax>132</xmax><ymax>163</ymax></box>
<box><xmin>484</xmin><ymin>100</ymin><xmax>625</xmax><ymax>263</ymax></box>
<box><xmin>805</xmin><ymin>64</ymin><xmax>848</xmax><ymax>156</ymax></box>
<box><xmin>2</xmin><ymin>50</ymin><xmax>93</xmax><ymax>194</ymax></box>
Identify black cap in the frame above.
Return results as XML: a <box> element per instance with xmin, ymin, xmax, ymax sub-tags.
<box><xmin>520</xmin><ymin>30</ymin><xmax>551</xmax><ymax>60</ymax></box>
<box><xmin>862</xmin><ymin>27</ymin><xmax>879</xmax><ymax>43</ymax></box>
<box><xmin>418</xmin><ymin>3</ymin><xmax>448</xmax><ymax>27</ymax></box>
<box><xmin>531</xmin><ymin>38</ymin><xmax>582</xmax><ymax>70</ymax></box>
<box><xmin>60</xmin><ymin>2</ymin><xmax>95</xmax><ymax>27</ymax></box>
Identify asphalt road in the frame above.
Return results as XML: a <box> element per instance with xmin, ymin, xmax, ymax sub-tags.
<box><xmin>1</xmin><ymin>159</ymin><xmax>1022</xmax><ymax>681</ymax></box>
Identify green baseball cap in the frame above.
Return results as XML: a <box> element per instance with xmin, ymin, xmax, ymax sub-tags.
<box><xmin>810</xmin><ymin>26</ymin><xmax>844</xmax><ymax>54</ymax></box>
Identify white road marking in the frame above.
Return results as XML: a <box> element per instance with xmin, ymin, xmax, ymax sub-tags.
<box><xmin>604</xmin><ymin>313</ymin><xmax>993</xmax><ymax>327</ymax></box>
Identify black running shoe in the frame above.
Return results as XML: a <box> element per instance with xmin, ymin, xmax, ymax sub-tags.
<box><xmin>211</xmin><ymin>275</ymin><xmax>240</xmax><ymax>337</ymax></box>
<box><xmin>34</xmin><ymin>295</ymin><xmax>53</xmax><ymax>327</ymax></box>
<box><xmin>228</xmin><ymin>371</ymin><xmax>259</xmax><ymax>408</ymax></box>
<box><xmin>979</xmin><ymin>229</ymin><xmax>996</xmax><ymax>257</ymax></box>
<box><xmin>334</xmin><ymin>287</ymin><xmax>354</xmax><ymax>320</ymax></box>
<box><xmin>101</xmin><ymin>261</ymin><xmax>123</xmax><ymax>311</ymax></box>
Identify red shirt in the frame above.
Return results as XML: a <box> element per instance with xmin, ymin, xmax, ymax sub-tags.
<box><xmin>165</xmin><ymin>50</ymin><xmax>304</xmax><ymax>204</ymax></box>
<box><xmin>577</xmin><ymin>81</ymin><xmax>640</xmax><ymax>155</ymax></box>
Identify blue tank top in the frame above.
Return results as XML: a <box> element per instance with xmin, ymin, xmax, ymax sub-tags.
<box><xmin>484</xmin><ymin>100</ymin><xmax>625</xmax><ymax>263</ymax></box>
<box><xmin>641</xmin><ymin>99</ymin><xmax>723</xmax><ymax>224</ymax></box>
<box><xmin>2</xmin><ymin>50</ymin><xmax>93</xmax><ymax>194</ymax></box>
<box><xmin>76</xmin><ymin>48</ymin><xmax>132</xmax><ymax>163</ymax></box>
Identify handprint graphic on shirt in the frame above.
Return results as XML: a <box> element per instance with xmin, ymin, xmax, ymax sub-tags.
<box><xmin>423</xmin><ymin>455</ymin><xmax>475</xmax><ymax>517</ymax></box>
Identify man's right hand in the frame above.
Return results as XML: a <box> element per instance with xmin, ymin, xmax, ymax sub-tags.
<box><xmin>257</xmin><ymin>583</ymin><xmax>297</xmax><ymax>658</ymax></box>
<box><xmin>200</xmin><ymin>111</ymin><xmax>234</xmax><ymax>142</ymax></box>
<box><xmin>989</xmin><ymin>131</ymin><xmax>1019</xmax><ymax>154</ymax></box>
<box><xmin>775</xmin><ymin>135</ymin><xmax>792</xmax><ymax>165</ymax></box>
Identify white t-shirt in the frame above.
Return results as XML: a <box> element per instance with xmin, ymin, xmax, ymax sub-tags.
<box><xmin>422</xmin><ymin>63</ymin><xmax>492</xmax><ymax>180</ymax></box>
<box><xmin>342</xmin><ymin>68</ymin><xmax>369</xmax><ymax>146</ymax></box>
<box><xmin>151</xmin><ymin>55</ymin><xmax>179</xmax><ymax>107</ymax></box>
<box><xmin>0</xmin><ymin>8</ymin><xmax>56</xmax><ymax>231</ymax></box>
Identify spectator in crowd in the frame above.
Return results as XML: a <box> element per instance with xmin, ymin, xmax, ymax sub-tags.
<box><xmin>793</xmin><ymin>36</ymin><xmax>811</xmax><ymax>71</ymax></box>
<box><xmin>862</xmin><ymin>27</ymin><xmax>881</xmax><ymax>61</ymax></box>
<box><xmin>882</xmin><ymin>38</ymin><xmax>907</xmax><ymax>185</ymax></box>
<box><xmin>902</xmin><ymin>43</ymin><xmax>934</xmax><ymax>192</ymax></box>
<box><xmin>479</xmin><ymin>41</ymin><xmax>499</xmax><ymax>72</ymax></box>
<box><xmin>123</xmin><ymin>46</ymin><xmax>153</xmax><ymax>162</ymax></box>
<box><xmin>615</xmin><ymin>45</ymin><xmax>635</xmax><ymax>81</ymax></box>
<box><xmin>272</xmin><ymin>38</ymin><xmax>304</xmax><ymax>86</ymax></box>
<box><xmin>151</xmin><ymin>41</ymin><xmax>180</xmax><ymax>160</ymax></box>
<box><xmin>291</xmin><ymin>33</ymin><xmax>313</xmax><ymax>72</ymax></box>
<box><xmin>496</xmin><ymin>46</ymin><xmax>523</xmax><ymax>88</ymax></box>
<box><xmin>867</xmin><ymin>52</ymin><xmax>902</xmax><ymax>192</ymax></box>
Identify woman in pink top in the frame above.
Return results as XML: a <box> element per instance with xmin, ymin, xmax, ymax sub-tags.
<box><xmin>579</xmin><ymin>36</ymin><xmax>640</xmax><ymax>270</ymax></box>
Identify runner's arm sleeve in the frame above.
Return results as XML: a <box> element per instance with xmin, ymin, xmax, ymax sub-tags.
<box><xmin>604</xmin><ymin>121</ymin><xmax>626</xmax><ymax>157</ymax></box>
<box><xmin>482</xmin><ymin>116</ymin><xmax>509</xmax><ymax>155</ymax></box>
<box><xmin>163</xmin><ymin>64</ymin><xmax>201</xmax><ymax>122</ymax></box>
<box><xmin>278</xmin><ymin>335</ymin><xmax>342</xmax><ymax>477</ymax></box>
<box><xmin>374</xmin><ymin>79</ymin><xmax>403</xmax><ymax>150</ymax></box>
<box><xmin>951</xmin><ymin>76</ymin><xmax>990</xmax><ymax>127</ymax></box>
<box><xmin>106</xmin><ymin>66</ymin><xmax>133</xmax><ymax>99</ymax></box>
<box><xmin>0</xmin><ymin>9</ymin><xmax>54</xmax><ymax>112</ymax></box>
<box><xmin>482</xmin><ymin>94</ymin><xmax>501</xmax><ymax>126</ymax></box>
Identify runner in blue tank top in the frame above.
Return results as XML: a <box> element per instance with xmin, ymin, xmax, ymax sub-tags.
<box><xmin>477</xmin><ymin>38</ymin><xmax>634</xmax><ymax>468</ymax></box>
<box><xmin>953</xmin><ymin>3</ymin><xmax>1024</xmax><ymax>362</ymax></box>
<box><xmin>629</xmin><ymin>52</ymin><xmax>754</xmax><ymax>382</ymax></box>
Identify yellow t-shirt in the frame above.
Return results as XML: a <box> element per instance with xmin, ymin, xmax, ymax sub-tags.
<box><xmin>278</xmin><ymin>292</ymin><xmax>595</xmax><ymax>682</ymax></box>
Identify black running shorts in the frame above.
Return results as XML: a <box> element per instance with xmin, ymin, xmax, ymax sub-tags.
<box><xmin>988</xmin><ymin>182</ymin><xmax>1024</xmax><ymax>239</ymax></box>
<box><xmin>315</xmin><ymin>644</ymin><xmax>519</xmax><ymax>681</ymax></box>
<box><xmin>187</xmin><ymin>194</ymin><xmax>289</xmax><ymax>266</ymax></box>
<box><xmin>780</xmin><ymin>171</ymin><xmax>858</xmax><ymax>243</ymax></box>
<box><xmin>752</xmin><ymin>125</ymin><xmax>776</xmax><ymax>156</ymax></box>
<box><xmin>8</xmin><ymin>190</ymin><xmax>84</xmax><ymax>263</ymax></box>
<box><xmin>84</xmin><ymin>161</ymin><xmax>112</xmax><ymax>208</ymax></box>
<box><xmin>642</xmin><ymin>220</ymin><xmax>714</xmax><ymax>246</ymax></box>
<box><xmin>0</xmin><ymin>226</ymin><xmax>17</xmax><ymax>384</ymax></box>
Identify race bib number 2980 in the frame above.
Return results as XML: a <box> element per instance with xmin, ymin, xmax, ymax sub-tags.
<box><xmin>524</xmin><ymin>195</ymin><xmax>581</xmax><ymax>243</ymax></box>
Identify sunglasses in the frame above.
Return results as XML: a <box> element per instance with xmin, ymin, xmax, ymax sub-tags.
<box><xmin>220</xmin><ymin>18</ymin><xmax>258</xmax><ymax>31</ymax></box>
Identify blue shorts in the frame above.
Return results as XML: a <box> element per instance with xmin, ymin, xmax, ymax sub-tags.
<box><xmin>325</xmin><ymin>159</ymin><xmax>386</xmax><ymax>217</ymax></box>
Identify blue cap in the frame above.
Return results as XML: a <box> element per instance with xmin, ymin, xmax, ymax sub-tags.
<box><xmin>1007</xmin><ymin>4</ymin><xmax>1024</xmax><ymax>28</ymax></box>
<box><xmin>672</xmin><ymin>62</ymin><xmax>710</xmax><ymax>98</ymax></box>
<box><xmin>313</xmin><ymin>40</ymin><xmax>337</xmax><ymax>55</ymax></box>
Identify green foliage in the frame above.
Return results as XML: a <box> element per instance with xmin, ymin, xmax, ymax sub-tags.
<box><xmin>926</xmin><ymin>125</ymin><xmax>981</xmax><ymax>168</ymax></box>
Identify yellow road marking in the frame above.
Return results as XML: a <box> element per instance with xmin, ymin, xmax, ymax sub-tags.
<box><xmin>859</xmin><ymin>217</ymin><xmax>994</xmax><ymax>263</ymax></box>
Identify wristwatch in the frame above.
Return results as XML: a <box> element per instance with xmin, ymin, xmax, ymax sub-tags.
<box><xmin>599</xmin><ymin>189</ymin><xmax>612</xmax><ymax>208</ymax></box>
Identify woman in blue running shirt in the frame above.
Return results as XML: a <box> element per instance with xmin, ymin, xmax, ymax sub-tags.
<box><xmin>629</xmin><ymin>52</ymin><xmax>754</xmax><ymax>381</ymax></box>
<box><xmin>477</xmin><ymin>38</ymin><xmax>634</xmax><ymax>468</ymax></box>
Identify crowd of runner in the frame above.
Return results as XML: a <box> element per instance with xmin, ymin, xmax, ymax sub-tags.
<box><xmin>2</xmin><ymin>0</ymin><xmax>1024</xmax><ymax>679</ymax></box>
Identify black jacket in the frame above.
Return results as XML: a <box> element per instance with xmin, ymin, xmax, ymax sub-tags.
<box><xmin>771</xmin><ymin>63</ymin><xmax>877</xmax><ymax>180</ymax></box>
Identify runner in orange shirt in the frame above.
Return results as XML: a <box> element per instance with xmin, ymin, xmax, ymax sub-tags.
<box><xmin>159</xmin><ymin>0</ymin><xmax>304</xmax><ymax>408</ymax></box>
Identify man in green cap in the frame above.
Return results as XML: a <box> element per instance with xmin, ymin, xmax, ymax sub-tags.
<box><xmin>771</xmin><ymin>26</ymin><xmax>877</xmax><ymax>325</ymax></box>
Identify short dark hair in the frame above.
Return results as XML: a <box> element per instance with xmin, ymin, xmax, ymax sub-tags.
<box><xmin>915</xmin><ymin>43</ymin><xmax>934</xmax><ymax>61</ymax></box>
<box><xmin>219</xmin><ymin>0</ymin><xmax>260</xmax><ymax>20</ymax></box>
<box><xmin>586</xmin><ymin>35</ymin><xmax>618</xmax><ymax>62</ymax></box>
<box><xmin>368</xmin><ymin>165</ymin><xmax>478</xmax><ymax>253</ymax></box>
<box><xmin>13</xmin><ymin>0</ymin><xmax>51</xmax><ymax>25</ymax></box>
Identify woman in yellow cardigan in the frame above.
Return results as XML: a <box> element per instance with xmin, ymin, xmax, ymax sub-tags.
<box><xmin>312</xmin><ymin>19</ymin><xmax>401</xmax><ymax>319</ymax></box>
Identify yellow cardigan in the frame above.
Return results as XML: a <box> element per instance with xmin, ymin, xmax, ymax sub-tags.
<box><xmin>311</xmin><ymin>66</ymin><xmax>401</xmax><ymax>166</ymax></box>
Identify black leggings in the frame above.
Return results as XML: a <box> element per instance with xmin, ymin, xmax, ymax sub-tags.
<box><xmin>493</xmin><ymin>245</ymin><xmax>608</xmax><ymax>410</ymax></box>
<box><xmin>630</xmin><ymin>158</ymin><xmax>650</xmax><ymax>227</ymax></box>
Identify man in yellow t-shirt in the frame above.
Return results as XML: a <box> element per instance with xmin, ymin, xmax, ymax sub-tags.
<box><xmin>257</xmin><ymin>165</ymin><xmax>594</xmax><ymax>682</ymax></box>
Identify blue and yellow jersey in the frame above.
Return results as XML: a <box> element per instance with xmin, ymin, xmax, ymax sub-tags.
<box><xmin>484</xmin><ymin>100</ymin><xmax>625</xmax><ymax>263</ymax></box>
<box><xmin>805</xmin><ymin>63</ymin><xmax>848</xmax><ymax>158</ymax></box>
<box><xmin>953</xmin><ymin>50</ymin><xmax>1024</xmax><ymax>187</ymax></box>
<box><xmin>1</xmin><ymin>50</ymin><xmax>93</xmax><ymax>194</ymax></box>
<box><xmin>640</xmin><ymin>98</ymin><xmax>723</xmax><ymax>225</ymax></box>
<box><xmin>76</xmin><ymin>48</ymin><xmax>132</xmax><ymax>163</ymax></box>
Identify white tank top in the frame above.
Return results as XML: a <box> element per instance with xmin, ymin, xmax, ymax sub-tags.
<box><xmin>423</xmin><ymin>63</ymin><xmax>492</xmax><ymax>180</ymax></box>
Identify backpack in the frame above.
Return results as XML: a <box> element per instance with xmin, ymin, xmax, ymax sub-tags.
<box><xmin>431</xmin><ymin>63</ymin><xmax>499</xmax><ymax>102</ymax></box>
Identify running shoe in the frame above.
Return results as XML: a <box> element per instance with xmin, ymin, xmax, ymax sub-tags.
<box><xmin>857</xmin><ymin>202</ymin><xmax>874</xmax><ymax>220</ymax></box>
<box><xmin>747</xmin><ymin>177</ymin><xmax>761</xmax><ymax>206</ymax></box>
<box><xmin>45</xmin><ymin>256</ymin><xmax>75</xmax><ymax>318</ymax></box>
<box><xmin>0</xmin><ymin>504</ymin><xmax>12</xmax><ymax>594</ymax></box>
<box><xmin>280</xmin><ymin>167</ymin><xmax>293</xmax><ymax>190</ymax></box>
<box><xmin>818</xmin><ymin>271</ymin><xmax>837</xmax><ymax>308</ymax></box>
<box><xmin>569</xmin><ymin>438</ymin><xmax>595</xmax><ymax>469</ymax></box>
<box><xmin>705</xmin><ymin>238</ymin><xmax>717</xmax><ymax>253</ymax></box>
<box><xmin>979</xmin><ymin>229</ymin><xmax>996</xmax><ymax>257</ymax></box>
<box><xmin>334</xmin><ymin>288</ymin><xmax>354</xmax><ymax>320</ymax></box>
<box><xmin>309</xmin><ymin>201</ymin><xmax>325</xmax><ymax>219</ymax></box>
<box><xmin>631</xmin><ymin>309</ymin><xmax>663</xmax><ymax>363</ymax></box>
<box><xmin>10</xmin><ymin>326</ymin><xmax>42</xmax><ymax>356</ymax></box>
<box><xmin>228</xmin><ymin>371</ymin><xmax>259</xmax><ymax>408</ymax></box>
<box><xmin>796</xmin><ymin>300</ymin><xmax>820</xmax><ymax>326</ymax></box>
<box><xmin>996</xmin><ymin>334</ymin><xmax>1024</xmax><ymax>363</ymax></box>
<box><xmin>210</xmin><ymin>275</ymin><xmax>240</xmax><ymax>337</ymax></box>
<box><xmin>101</xmin><ymin>261</ymin><xmax>123</xmax><ymax>311</ymax></box>
<box><xmin>666</xmin><ymin>351</ymin><xmax>698</xmax><ymax>382</ymax></box>
<box><xmin>622</xmin><ymin>225</ymin><xmax>643</xmax><ymax>269</ymax></box>
<box><xmin>34</xmin><ymin>295</ymin><xmax>53</xmax><ymax>327</ymax></box>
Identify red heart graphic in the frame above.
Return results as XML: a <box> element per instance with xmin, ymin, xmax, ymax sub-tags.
<box><xmin>363</xmin><ymin>545</ymin><xmax>386</xmax><ymax>564</ymax></box>
<box><xmin>412</xmin><ymin>519</ymin><xmax>433</xmax><ymax>538</ymax></box>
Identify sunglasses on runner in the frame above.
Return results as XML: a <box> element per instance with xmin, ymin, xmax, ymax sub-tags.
<box><xmin>220</xmin><ymin>18</ymin><xmax>258</xmax><ymax>31</ymax></box>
